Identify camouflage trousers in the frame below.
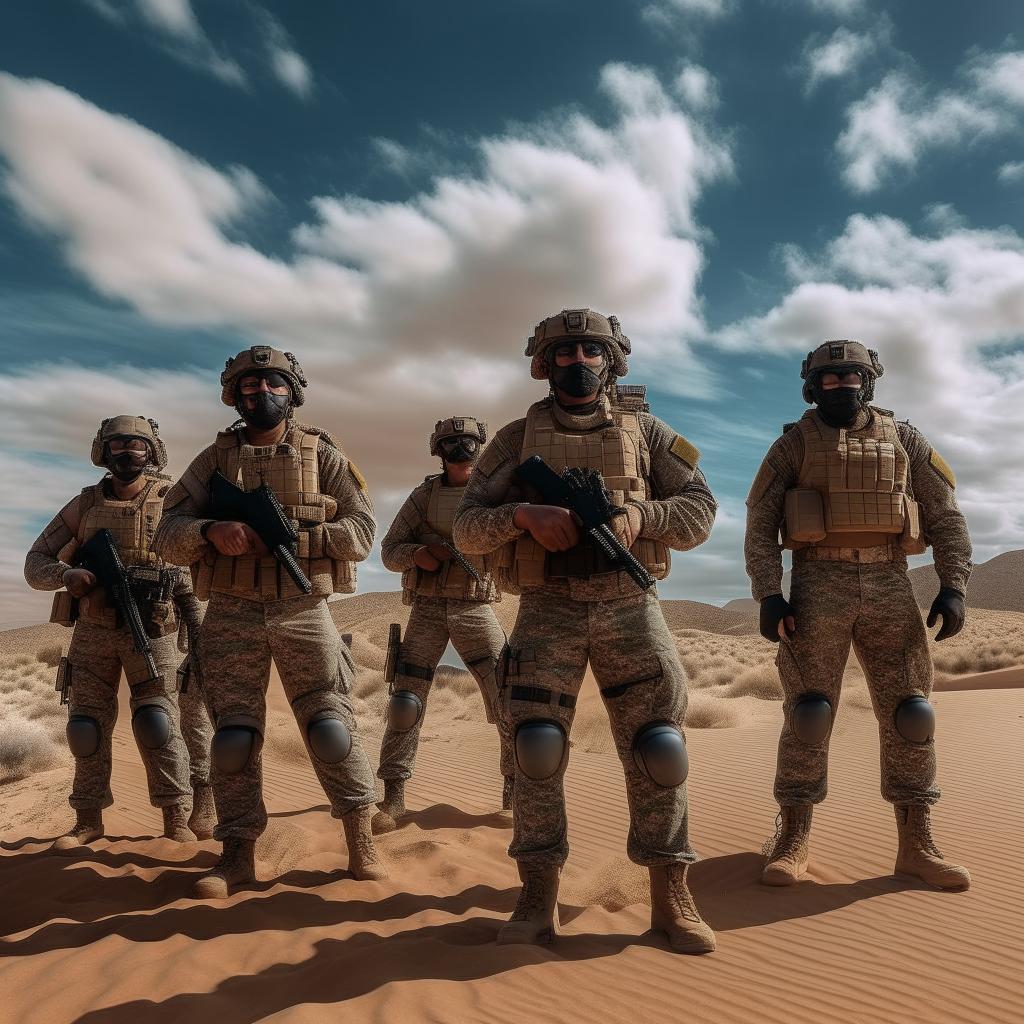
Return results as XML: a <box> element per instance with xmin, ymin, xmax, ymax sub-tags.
<box><xmin>64</xmin><ymin>620</ymin><xmax>194</xmax><ymax>810</ymax></box>
<box><xmin>177</xmin><ymin>673</ymin><xmax>213</xmax><ymax>790</ymax></box>
<box><xmin>199</xmin><ymin>592</ymin><xmax>377</xmax><ymax>842</ymax></box>
<box><xmin>377</xmin><ymin>595</ymin><xmax>512</xmax><ymax>783</ymax></box>
<box><xmin>774</xmin><ymin>559</ymin><xmax>940</xmax><ymax>807</ymax></box>
<box><xmin>505</xmin><ymin>588</ymin><xmax>696</xmax><ymax>869</ymax></box>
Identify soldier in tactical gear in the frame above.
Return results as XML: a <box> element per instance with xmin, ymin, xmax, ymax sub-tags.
<box><xmin>745</xmin><ymin>340</ymin><xmax>972</xmax><ymax>891</ymax></box>
<box><xmin>152</xmin><ymin>346</ymin><xmax>387</xmax><ymax>896</ymax></box>
<box><xmin>453</xmin><ymin>309</ymin><xmax>718</xmax><ymax>954</ymax></box>
<box><xmin>25</xmin><ymin>415</ymin><xmax>213</xmax><ymax>848</ymax></box>
<box><xmin>373</xmin><ymin>416</ymin><xmax>513</xmax><ymax>833</ymax></box>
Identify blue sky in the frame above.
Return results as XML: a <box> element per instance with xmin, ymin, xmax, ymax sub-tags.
<box><xmin>1</xmin><ymin>0</ymin><xmax>1022</xmax><ymax>624</ymax></box>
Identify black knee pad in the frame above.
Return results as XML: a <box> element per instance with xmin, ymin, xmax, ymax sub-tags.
<box><xmin>66</xmin><ymin>715</ymin><xmax>100</xmax><ymax>758</ymax></box>
<box><xmin>514</xmin><ymin>719</ymin><xmax>567</xmax><ymax>781</ymax></box>
<box><xmin>211</xmin><ymin>716</ymin><xmax>263</xmax><ymax>774</ymax></box>
<box><xmin>387</xmin><ymin>690</ymin><xmax>424</xmax><ymax>733</ymax></box>
<box><xmin>632</xmin><ymin>721</ymin><xmax>688</xmax><ymax>788</ymax></box>
<box><xmin>306</xmin><ymin>712</ymin><xmax>352</xmax><ymax>763</ymax></box>
<box><xmin>894</xmin><ymin>695</ymin><xmax>935</xmax><ymax>744</ymax></box>
<box><xmin>792</xmin><ymin>693</ymin><xmax>834</xmax><ymax>746</ymax></box>
<box><xmin>131</xmin><ymin>704</ymin><xmax>172</xmax><ymax>750</ymax></box>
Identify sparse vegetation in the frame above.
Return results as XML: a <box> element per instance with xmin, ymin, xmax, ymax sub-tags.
<box><xmin>0</xmin><ymin>655</ymin><xmax>67</xmax><ymax>784</ymax></box>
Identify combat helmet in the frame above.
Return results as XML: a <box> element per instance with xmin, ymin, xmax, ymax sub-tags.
<box><xmin>90</xmin><ymin>415</ymin><xmax>168</xmax><ymax>470</ymax></box>
<box><xmin>800</xmin><ymin>340</ymin><xmax>883</xmax><ymax>404</ymax></box>
<box><xmin>429</xmin><ymin>416</ymin><xmax>487</xmax><ymax>457</ymax></box>
<box><xmin>525</xmin><ymin>308</ymin><xmax>631</xmax><ymax>382</ymax></box>
<box><xmin>220</xmin><ymin>345</ymin><xmax>308</xmax><ymax>408</ymax></box>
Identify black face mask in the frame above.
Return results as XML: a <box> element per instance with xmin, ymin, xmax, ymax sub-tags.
<box><xmin>552</xmin><ymin>362</ymin><xmax>605</xmax><ymax>398</ymax></box>
<box><xmin>814</xmin><ymin>385</ymin><xmax>864</xmax><ymax>426</ymax></box>
<box><xmin>239</xmin><ymin>391</ymin><xmax>290</xmax><ymax>429</ymax></box>
<box><xmin>106</xmin><ymin>450</ymin><xmax>149</xmax><ymax>482</ymax></box>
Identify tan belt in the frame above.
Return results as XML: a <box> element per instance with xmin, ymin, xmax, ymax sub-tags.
<box><xmin>795</xmin><ymin>543</ymin><xmax>896</xmax><ymax>565</ymax></box>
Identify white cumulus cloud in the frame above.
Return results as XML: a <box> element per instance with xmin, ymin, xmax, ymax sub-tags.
<box><xmin>800</xmin><ymin>24</ymin><xmax>885</xmax><ymax>93</ymax></box>
<box><xmin>0</xmin><ymin>64</ymin><xmax>733</xmax><ymax>621</ymax></box>
<box><xmin>718</xmin><ymin>213</ymin><xmax>1024</xmax><ymax>564</ymax></box>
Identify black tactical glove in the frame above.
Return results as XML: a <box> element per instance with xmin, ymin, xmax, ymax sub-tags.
<box><xmin>759</xmin><ymin>593</ymin><xmax>795</xmax><ymax>643</ymax></box>
<box><xmin>927</xmin><ymin>587</ymin><xmax>966</xmax><ymax>641</ymax></box>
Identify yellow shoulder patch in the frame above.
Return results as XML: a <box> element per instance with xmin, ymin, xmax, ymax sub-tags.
<box><xmin>347</xmin><ymin>459</ymin><xmax>368</xmax><ymax>491</ymax></box>
<box><xmin>929</xmin><ymin>449</ymin><xmax>956</xmax><ymax>488</ymax></box>
<box><xmin>669</xmin><ymin>434</ymin><xmax>700</xmax><ymax>468</ymax></box>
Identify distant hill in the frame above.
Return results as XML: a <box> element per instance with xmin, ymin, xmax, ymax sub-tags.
<box><xmin>908</xmin><ymin>549</ymin><xmax>1024</xmax><ymax>612</ymax></box>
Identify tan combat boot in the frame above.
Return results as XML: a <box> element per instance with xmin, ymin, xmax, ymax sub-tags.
<box><xmin>371</xmin><ymin>779</ymin><xmax>406</xmax><ymax>834</ymax></box>
<box><xmin>51</xmin><ymin>809</ymin><xmax>104</xmax><ymax>851</ymax></box>
<box><xmin>162</xmin><ymin>803</ymin><xmax>196</xmax><ymax>842</ymax></box>
<box><xmin>761</xmin><ymin>804</ymin><xmax>813</xmax><ymax>886</ymax></box>
<box><xmin>343</xmin><ymin>805</ymin><xmax>390</xmax><ymax>881</ymax></box>
<box><xmin>188</xmin><ymin>783</ymin><xmax>217</xmax><ymax>840</ymax></box>
<box><xmin>191</xmin><ymin>837</ymin><xmax>256</xmax><ymax>899</ymax></box>
<box><xmin>894</xmin><ymin>804</ymin><xmax>971</xmax><ymax>890</ymax></box>
<box><xmin>500</xmin><ymin>775</ymin><xmax>514</xmax><ymax>817</ymax></box>
<box><xmin>496</xmin><ymin>862</ymin><xmax>561</xmax><ymax>945</ymax></box>
<box><xmin>649</xmin><ymin>863</ymin><xmax>716</xmax><ymax>954</ymax></box>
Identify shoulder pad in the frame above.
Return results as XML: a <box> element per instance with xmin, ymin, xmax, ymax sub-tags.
<box><xmin>216</xmin><ymin>429</ymin><xmax>241</xmax><ymax>449</ymax></box>
<box><xmin>422</xmin><ymin>472</ymin><xmax>442</xmax><ymax>484</ymax></box>
<box><xmin>782</xmin><ymin>422</ymin><xmax>797</xmax><ymax>433</ymax></box>
<box><xmin>292</xmin><ymin>421</ymin><xmax>338</xmax><ymax>450</ymax></box>
<box><xmin>870</xmin><ymin>406</ymin><xmax>895</xmax><ymax>417</ymax></box>
<box><xmin>614</xmin><ymin>384</ymin><xmax>650</xmax><ymax>412</ymax></box>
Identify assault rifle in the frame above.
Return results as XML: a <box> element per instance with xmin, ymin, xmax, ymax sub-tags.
<box><xmin>210</xmin><ymin>471</ymin><xmax>312</xmax><ymax>594</ymax></box>
<box><xmin>73</xmin><ymin>529</ymin><xmax>160</xmax><ymax>680</ymax></box>
<box><xmin>515</xmin><ymin>455</ymin><xmax>656</xmax><ymax>592</ymax></box>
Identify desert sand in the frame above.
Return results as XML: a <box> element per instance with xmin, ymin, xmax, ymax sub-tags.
<box><xmin>1</xmin><ymin>593</ymin><xmax>1022</xmax><ymax>1024</ymax></box>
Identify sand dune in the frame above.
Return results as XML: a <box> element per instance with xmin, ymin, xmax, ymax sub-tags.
<box><xmin>1</xmin><ymin>594</ymin><xmax>1022</xmax><ymax>1023</ymax></box>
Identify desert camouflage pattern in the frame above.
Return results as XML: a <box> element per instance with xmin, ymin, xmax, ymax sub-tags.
<box><xmin>502</xmin><ymin>589</ymin><xmax>696</xmax><ymax>868</ymax></box>
<box><xmin>382</xmin><ymin>475</ymin><xmax>496</xmax><ymax>602</ymax></box>
<box><xmin>454</xmin><ymin>399</ymin><xmax>715</xmax><ymax>602</ymax></box>
<box><xmin>745</xmin><ymin>408</ymin><xmax>972</xmax><ymax>601</ymax></box>
<box><xmin>62</xmin><ymin>622</ymin><xmax>191</xmax><ymax>810</ymax></box>
<box><xmin>376</xmin><ymin>594</ymin><xmax>512</xmax><ymax>782</ymax></box>
<box><xmin>198</xmin><ymin>592</ymin><xmax>377</xmax><ymax>842</ymax></box>
<box><xmin>774</xmin><ymin>560</ymin><xmax>940</xmax><ymax>806</ymax></box>
<box><xmin>25</xmin><ymin>476</ymin><xmax>211</xmax><ymax>811</ymax></box>
<box><xmin>489</xmin><ymin>391</ymin><xmax>673</xmax><ymax>590</ymax></box>
<box><xmin>152</xmin><ymin>422</ymin><xmax>374</xmax><ymax>600</ymax></box>
<box><xmin>745</xmin><ymin>405</ymin><xmax>972</xmax><ymax>808</ymax></box>
<box><xmin>453</xmin><ymin>395</ymin><xmax>716</xmax><ymax>870</ymax></box>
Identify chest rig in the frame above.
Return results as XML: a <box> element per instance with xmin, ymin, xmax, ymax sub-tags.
<box><xmin>782</xmin><ymin>408</ymin><xmax>924</xmax><ymax>555</ymax></box>
<box><xmin>401</xmin><ymin>475</ymin><xmax>496</xmax><ymax>604</ymax></box>
<box><xmin>64</xmin><ymin>477</ymin><xmax>175</xmax><ymax>630</ymax></box>
<box><xmin>193</xmin><ymin>423</ymin><xmax>356</xmax><ymax>601</ymax></box>
<box><xmin>494</xmin><ymin>388</ymin><xmax>670</xmax><ymax>591</ymax></box>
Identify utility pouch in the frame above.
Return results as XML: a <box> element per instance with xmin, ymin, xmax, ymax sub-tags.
<box><xmin>900</xmin><ymin>495</ymin><xmax>928</xmax><ymax>554</ymax></box>
<box><xmin>49</xmin><ymin>591</ymin><xmax>78</xmax><ymax>628</ymax></box>
<box><xmin>783</xmin><ymin>488</ymin><xmax>827</xmax><ymax>543</ymax></box>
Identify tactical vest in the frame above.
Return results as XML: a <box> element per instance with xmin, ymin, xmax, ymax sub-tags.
<box><xmin>782</xmin><ymin>408</ymin><xmax>924</xmax><ymax>553</ymax></box>
<box><xmin>400</xmin><ymin>475</ymin><xmax>497</xmax><ymax>603</ymax></box>
<box><xmin>192</xmin><ymin>423</ymin><xmax>357</xmax><ymax>601</ymax></box>
<box><xmin>493</xmin><ymin>389</ymin><xmax>670</xmax><ymax>591</ymax></box>
<box><xmin>53</xmin><ymin>476</ymin><xmax>175</xmax><ymax>631</ymax></box>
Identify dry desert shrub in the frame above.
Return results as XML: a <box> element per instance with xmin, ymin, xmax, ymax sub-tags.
<box><xmin>0</xmin><ymin>716</ymin><xmax>62</xmax><ymax>782</ymax></box>
<box><xmin>684</xmin><ymin>690</ymin><xmax>742</xmax><ymax>729</ymax></box>
<box><xmin>36</xmin><ymin>644</ymin><xmax>63</xmax><ymax>668</ymax></box>
<box><xmin>722</xmin><ymin>662</ymin><xmax>784</xmax><ymax>701</ymax></box>
<box><xmin>0</xmin><ymin>654</ymin><xmax>71</xmax><ymax>784</ymax></box>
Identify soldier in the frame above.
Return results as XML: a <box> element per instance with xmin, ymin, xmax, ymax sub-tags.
<box><xmin>24</xmin><ymin>415</ymin><xmax>214</xmax><ymax>849</ymax></box>
<box><xmin>152</xmin><ymin>345</ymin><xmax>387</xmax><ymax>897</ymax></box>
<box><xmin>374</xmin><ymin>416</ymin><xmax>513</xmax><ymax>833</ymax></box>
<box><xmin>746</xmin><ymin>341</ymin><xmax>971</xmax><ymax>891</ymax></box>
<box><xmin>453</xmin><ymin>309</ymin><xmax>718</xmax><ymax>954</ymax></box>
